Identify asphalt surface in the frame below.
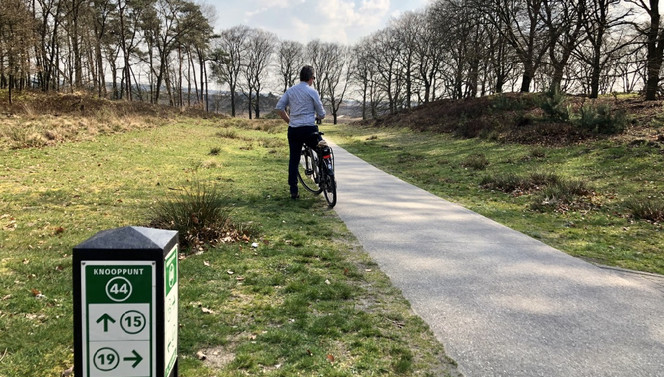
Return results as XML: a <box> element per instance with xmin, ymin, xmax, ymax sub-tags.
<box><xmin>328</xmin><ymin>140</ymin><xmax>664</xmax><ymax>377</ymax></box>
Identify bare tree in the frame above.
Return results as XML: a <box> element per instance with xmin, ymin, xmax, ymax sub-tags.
<box><xmin>317</xmin><ymin>42</ymin><xmax>351</xmax><ymax>124</ymax></box>
<box><xmin>306</xmin><ymin>39</ymin><xmax>325</xmax><ymax>100</ymax></box>
<box><xmin>480</xmin><ymin>0</ymin><xmax>553</xmax><ymax>92</ymax></box>
<box><xmin>544</xmin><ymin>0</ymin><xmax>586</xmax><ymax>92</ymax></box>
<box><xmin>210</xmin><ymin>25</ymin><xmax>249</xmax><ymax>116</ymax></box>
<box><xmin>417</xmin><ymin>8</ymin><xmax>445</xmax><ymax>101</ymax></box>
<box><xmin>351</xmin><ymin>37</ymin><xmax>381</xmax><ymax>119</ymax></box>
<box><xmin>368</xmin><ymin>28</ymin><xmax>404</xmax><ymax>114</ymax></box>
<box><xmin>243</xmin><ymin>27</ymin><xmax>276</xmax><ymax>119</ymax></box>
<box><xmin>576</xmin><ymin>0</ymin><xmax>634</xmax><ymax>98</ymax></box>
<box><xmin>393</xmin><ymin>11</ymin><xmax>420</xmax><ymax>107</ymax></box>
<box><xmin>0</xmin><ymin>0</ymin><xmax>37</xmax><ymax>103</ymax></box>
<box><xmin>276</xmin><ymin>40</ymin><xmax>304</xmax><ymax>93</ymax></box>
<box><xmin>627</xmin><ymin>0</ymin><xmax>664</xmax><ymax>100</ymax></box>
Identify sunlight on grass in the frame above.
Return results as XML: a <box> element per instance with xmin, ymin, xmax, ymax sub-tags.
<box><xmin>0</xmin><ymin>118</ymin><xmax>457</xmax><ymax>377</ymax></box>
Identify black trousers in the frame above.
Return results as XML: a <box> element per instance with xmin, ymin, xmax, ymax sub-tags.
<box><xmin>288</xmin><ymin>126</ymin><xmax>320</xmax><ymax>195</ymax></box>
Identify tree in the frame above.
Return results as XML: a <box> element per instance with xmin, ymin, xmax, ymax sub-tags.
<box><xmin>392</xmin><ymin>11</ymin><xmax>420</xmax><ymax>106</ymax></box>
<box><xmin>576</xmin><ymin>0</ymin><xmax>634</xmax><ymax>98</ymax></box>
<box><xmin>480</xmin><ymin>0</ymin><xmax>553</xmax><ymax>92</ymax></box>
<box><xmin>145</xmin><ymin>0</ymin><xmax>209</xmax><ymax>104</ymax></box>
<box><xmin>276</xmin><ymin>40</ymin><xmax>304</xmax><ymax>93</ymax></box>
<box><xmin>210</xmin><ymin>25</ymin><xmax>249</xmax><ymax>116</ymax></box>
<box><xmin>351</xmin><ymin>37</ymin><xmax>381</xmax><ymax>119</ymax></box>
<box><xmin>243</xmin><ymin>28</ymin><xmax>276</xmax><ymax>119</ymax></box>
<box><xmin>318</xmin><ymin>42</ymin><xmax>351</xmax><ymax>124</ymax></box>
<box><xmin>416</xmin><ymin>7</ymin><xmax>447</xmax><ymax>101</ymax></box>
<box><xmin>367</xmin><ymin>28</ymin><xmax>404</xmax><ymax>114</ymax></box>
<box><xmin>544</xmin><ymin>0</ymin><xmax>586</xmax><ymax>92</ymax></box>
<box><xmin>627</xmin><ymin>0</ymin><xmax>664</xmax><ymax>100</ymax></box>
<box><xmin>0</xmin><ymin>0</ymin><xmax>37</xmax><ymax>103</ymax></box>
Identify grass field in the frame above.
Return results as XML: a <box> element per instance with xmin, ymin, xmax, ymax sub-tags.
<box><xmin>0</xmin><ymin>118</ymin><xmax>457</xmax><ymax>376</ymax></box>
<box><xmin>325</xmin><ymin>124</ymin><xmax>664</xmax><ymax>276</ymax></box>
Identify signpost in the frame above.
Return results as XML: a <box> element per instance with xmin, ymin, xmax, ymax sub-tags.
<box><xmin>74</xmin><ymin>226</ymin><xmax>178</xmax><ymax>377</ymax></box>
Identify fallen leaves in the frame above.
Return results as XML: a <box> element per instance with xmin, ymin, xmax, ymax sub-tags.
<box><xmin>60</xmin><ymin>366</ymin><xmax>73</xmax><ymax>377</ymax></box>
<box><xmin>192</xmin><ymin>302</ymin><xmax>216</xmax><ymax>315</ymax></box>
<box><xmin>1</xmin><ymin>214</ymin><xmax>16</xmax><ymax>231</ymax></box>
<box><xmin>30</xmin><ymin>288</ymin><xmax>46</xmax><ymax>299</ymax></box>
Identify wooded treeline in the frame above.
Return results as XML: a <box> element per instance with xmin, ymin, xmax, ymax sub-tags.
<box><xmin>1</xmin><ymin>0</ymin><xmax>664</xmax><ymax>121</ymax></box>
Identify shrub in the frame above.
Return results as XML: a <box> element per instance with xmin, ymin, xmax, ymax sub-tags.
<box><xmin>461</xmin><ymin>153</ymin><xmax>489</xmax><ymax>170</ymax></box>
<box><xmin>625</xmin><ymin>197</ymin><xmax>664</xmax><ymax>222</ymax></box>
<box><xmin>216</xmin><ymin>129</ymin><xmax>238</xmax><ymax>139</ymax></box>
<box><xmin>577</xmin><ymin>102</ymin><xmax>627</xmax><ymax>134</ymax></box>
<box><xmin>529</xmin><ymin>171</ymin><xmax>560</xmax><ymax>186</ymax></box>
<box><xmin>149</xmin><ymin>181</ymin><xmax>250</xmax><ymax>249</ymax></box>
<box><xmin>480</xmin><ymin>173</ymin><xmax>530</xmax><ymax>193</ymax></box>
<box><xmin>530</xmin><ymin>178</ymin><xmax>592</xmax><ymax>212</ymax></box>
<box><xmin>539</xmin><ymin>88</ymin><xmax>570</xmax><ymax>121</ymax></box>
<box><xmin>530</xmin><ymin>147</ymin><xmax>546</xmax><ymax>159</ymax></box>
<box><xmin>480</xmin><ymin>171</ymin><xmax>561</xmax><ymax>193</ymax></box>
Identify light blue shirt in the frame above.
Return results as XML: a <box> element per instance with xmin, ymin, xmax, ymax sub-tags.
<box><xmin>275</xmin><ymin>82</ymin><xmax>326</xmax><ymax>127</ymax></box>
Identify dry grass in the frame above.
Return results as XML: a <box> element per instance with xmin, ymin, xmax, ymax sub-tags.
<box><xmin>0</xmin><ymin>90</ymin><xmax>225</xmax><ymax>150</ymax></box>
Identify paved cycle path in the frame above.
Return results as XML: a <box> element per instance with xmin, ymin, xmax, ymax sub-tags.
<box><xmin>328</xmin><ymin>140</ymin><xmax>664</xmax><ymax>377</ymax></box>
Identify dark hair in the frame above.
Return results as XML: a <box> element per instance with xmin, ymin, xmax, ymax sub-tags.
<box><xmin>300</xmin><ymin>65</ymin><xmax>314</xmax><ymax>82</ymax></box>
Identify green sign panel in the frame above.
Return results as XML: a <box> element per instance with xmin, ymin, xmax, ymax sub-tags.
<box><xmin>164</xmin><ymin>246</ymin><xmax>178</xmax><ymax>376</ymax></box>
<box><xmin>82</xmin><ymin>261</ymin><xmax>156</xmax><ymax>377</ymax></box>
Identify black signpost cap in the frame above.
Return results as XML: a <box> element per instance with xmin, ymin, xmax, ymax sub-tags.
<box><xmin>75</xmin><ymin>226</ymin><xmax>177</xmax><ymax>251</ymax></box>
<box><xmin>74</xmin><ymin>226</ymin><xmax>178</xmax><ymax>260</ymax></box>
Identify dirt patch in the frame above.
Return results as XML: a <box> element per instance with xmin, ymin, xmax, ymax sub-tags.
<box><xmin>198</xmin><ymin>345</ymin><xmax>235</xmax><ymax>369</ymax></box>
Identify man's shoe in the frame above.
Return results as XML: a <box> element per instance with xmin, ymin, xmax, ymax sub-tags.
<box><xmin>291</xmin><ymin>193</ymin><xmax>299</xmax><ymax>199</ymax></box>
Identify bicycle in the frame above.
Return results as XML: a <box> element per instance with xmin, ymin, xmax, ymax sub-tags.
<box><xmin>297</xmin><ymin>132</ymin><xmax>337</xmax><ymax>208</ymax></box>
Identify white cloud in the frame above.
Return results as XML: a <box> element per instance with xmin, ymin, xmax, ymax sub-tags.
<box><xmin>211</xmin><ymin>0</ymin><xmax>429</xmax><ymax>44</ymax></box>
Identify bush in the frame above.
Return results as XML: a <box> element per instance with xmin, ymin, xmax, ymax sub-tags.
<box><xmin>539</xmin><ymin>88</ymin><xmax>570</xmax><ymax>121</ymax></box>
<box><xmin>461</xmin><ymin>153</ymin><xmax>489</xmax><ymax>170</ymax></box>
<box><xmin>480</xmin><ymin>173</ymin><xmax>532</xmax><ymax>193</ymax></box>
<box><xmin>149</xmin><ymin>181</ymin><xmax>250</xmax><ymax>249</ymax></box>
<box><xmin>577</xmin><ymin>102</ymin><xmax>627</xmax><ymax>134</ymax></box>
<box><xmin>216</xmin><ymin>128</ymin><xmax>238</xmax><ymax>139</ymax></box>
<box><xmin>625</xmin><ymin>197</ymin><xmax>664</xmax><ymax>222</ymax></box>
<box><xmin>530</xmin><ymin>178</ymin><xmax>592</xmax><ymax>212</ymax></box>
<box><xmin>480</xmin><ymin>171</ymin><xmax>560</xmax><ymax>193</ymax></box>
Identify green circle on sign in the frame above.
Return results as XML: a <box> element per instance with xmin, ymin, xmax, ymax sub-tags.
<box><xmin>168</xmin><ymin>263</ymin><xmax>175</xmax><ymax>288</ymax></box>
<box><xmin>105</xmin><ymin>276</ymin><xmax>133</xmax><ymax>302</ymax></box>
<box><xmin>121</xmin><ymin>310</ymin><xmax>146</xmax><ymax>334</ymax></box>
<box><xmin>93</xmin><ymin>347</ymin><xmax>120</xmax><ymax>371</ymax></box>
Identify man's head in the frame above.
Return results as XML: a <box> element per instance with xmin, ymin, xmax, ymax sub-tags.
<box><xmin>300</xmin><ymin>65</ymin><xmax>315</xmax><ymax>83</ymax></box>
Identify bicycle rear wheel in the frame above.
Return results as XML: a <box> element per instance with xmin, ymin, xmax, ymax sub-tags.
<box><xmin>323</xmin><ymin>172</ymin><xmax>337</xmax><ymax>207</ymax></box>
<box><xmin>321</xmin><ymin>149</ymin><xmax>337</xmax><ymax>207</ymax></box>
<box><xmin>297</xmin><ymin>146</ymin><xmax>323</xmax><ymax>194</ymax></box>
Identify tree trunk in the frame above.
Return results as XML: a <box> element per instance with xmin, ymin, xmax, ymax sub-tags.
<box><xmin>645</xmin><ymin>0</ymin><xmax>663</xmax><ymax>100</ymax></box>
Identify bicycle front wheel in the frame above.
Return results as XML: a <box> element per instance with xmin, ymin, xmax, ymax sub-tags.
<box><xmin>297</xmin><ymin>146</ymin><xmax>323</xmax><ymax>194</ymax></box>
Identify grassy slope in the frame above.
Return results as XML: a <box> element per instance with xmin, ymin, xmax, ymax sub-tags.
<box><xmin>0</xmin><ymin>115</ymin><xmax>457</xmax><ymax>376</ymax></box>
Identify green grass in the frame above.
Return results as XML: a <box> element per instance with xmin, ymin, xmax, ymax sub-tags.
<box><xmin>0</xmin><ymin>119</ymin><xmax>456</xmax><ymax>376</ymax></box>
<box><xmin>324</xmin><ymin>124</ymin><xmax>664</xmax><ymax>275</ymax></box>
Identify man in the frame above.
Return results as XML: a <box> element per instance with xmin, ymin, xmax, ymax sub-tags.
<box><xmin>275</xmin><ymin>65</ymin><xmax>327</xmax><ymax>199</ymax></box>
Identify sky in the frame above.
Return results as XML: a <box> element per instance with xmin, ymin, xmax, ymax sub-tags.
<box><xmin>204</xmin><ymin>0</ymin><xmax>432</xmax><ymax>45</ymax></box>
